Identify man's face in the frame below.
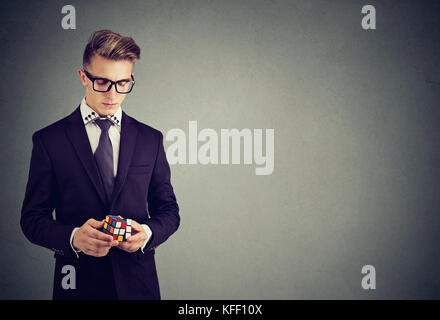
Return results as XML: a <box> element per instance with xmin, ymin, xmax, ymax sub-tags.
<box><xmin>78</xmin><ymin>54</ymin><xmax>134</xmax><ymax>116</ymax></box>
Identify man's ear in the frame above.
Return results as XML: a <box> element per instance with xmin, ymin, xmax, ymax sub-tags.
<box><xmin>78</xmin><ymin>69</ymin><xmax>87</xmax><ymax>87</ymax></box>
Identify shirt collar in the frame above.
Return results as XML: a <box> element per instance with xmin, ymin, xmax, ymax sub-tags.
<box><xmin>80</xmin><ymin>97</ymin><xmax>122</xmax><ymax>127</ymax></box>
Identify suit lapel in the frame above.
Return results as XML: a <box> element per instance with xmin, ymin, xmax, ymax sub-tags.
<box><xmin>66</xmin><ymin>106</ymin><xmax>108</xmax><ymax>207</ymax></box>
<box><xmin>110</xmin><ymin>110</ymin><xmax>138</xmax><ymax>209</ymax></box>
<box><xmin>65</xmin><ymin>106</ymin><xmax>139</xmax><ymax>210</ymax></box>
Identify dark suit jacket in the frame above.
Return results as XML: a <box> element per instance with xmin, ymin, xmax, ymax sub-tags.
<box><xmin>20</xmin><ymin>105</ymin><xmax>180</xmax><ymax>299</ymax></box>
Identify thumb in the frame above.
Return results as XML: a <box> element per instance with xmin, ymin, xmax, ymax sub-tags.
<box><xmin>131</xmin><ymin>220</ymin><xmax>144</xmax><ymax>232</ymax></box>
<box><xmin>87</xmin><ymin>218</ymin><xmax>105</xmax><ymax>229</ymax></box>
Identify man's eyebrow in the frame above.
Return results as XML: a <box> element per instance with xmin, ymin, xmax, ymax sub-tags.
<box><xmin>95</xmin><ymin>75</ymin><xmax>132</xmax><ymax>82</ymax></box>
<box><xmin>116</xmin><ymin>77</ymin><xmax>132</xmax><ymax>82</ymax></box>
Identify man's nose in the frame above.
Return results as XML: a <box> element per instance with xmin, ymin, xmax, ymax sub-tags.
<box><xmin>105</xmin><ymin>83</ymin><xmax>118</xmax><ymax>99</ymax></box>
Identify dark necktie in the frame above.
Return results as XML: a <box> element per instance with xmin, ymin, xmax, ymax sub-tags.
<box><xmin>94</xmin><ymin>119</ymin><xmax>114</xmax><ymax>205</ymax></box>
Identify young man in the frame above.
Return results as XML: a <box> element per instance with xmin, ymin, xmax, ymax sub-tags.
<box><xmin>20</xmin><ymin>30</ymin><xmax>180</xmax><ymax>300</ymax></box>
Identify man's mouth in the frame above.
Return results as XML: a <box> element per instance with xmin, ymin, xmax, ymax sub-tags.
<box><xmin>103</xmin><ymin>103</ymin><xmax>117</xmax><ymax>107</ymax></box>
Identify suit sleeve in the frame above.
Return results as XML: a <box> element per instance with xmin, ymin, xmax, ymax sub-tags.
<box><xmin>20</xmin><ymin>131</ymin><xmax>77</xmax><ymax>258</ymax></box>
<box><xmin>144</xmin><ymin>131</ymin><xmax>180</xmax><ymax>251</ymax></box>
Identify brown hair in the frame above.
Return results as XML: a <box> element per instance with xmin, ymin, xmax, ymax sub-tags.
<box><xmin>83</xmin><ymin>30</ymin><xmax>140</xmax><ymax>67</ymax></box>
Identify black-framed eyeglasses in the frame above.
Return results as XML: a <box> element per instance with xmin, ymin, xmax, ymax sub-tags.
<box><xmin>83</xmin><ymin>69</ymin><xmax>135</xmax><ymax>94</ymax></box>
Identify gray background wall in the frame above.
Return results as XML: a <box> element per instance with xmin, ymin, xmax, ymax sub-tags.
<box><xmin>0</xmin><ymin>0</ymin><xmax>439</xmax><ymax>299</ymax></box>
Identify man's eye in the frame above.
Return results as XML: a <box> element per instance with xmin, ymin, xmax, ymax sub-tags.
<box><xmin>96</xmin><ymin>79</ymin><xmax>109</xmax><ymax>85</ymax></box>
<box><xmin>117</xmin><ymin>81</ymin><xmax>128</xmax><ymax>86</ymax></box>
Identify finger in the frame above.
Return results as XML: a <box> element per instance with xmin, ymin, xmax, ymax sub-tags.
<box><xmin>130</xmin><ymin>221</ymin><xmax>143</xmax><ymax>232</ymax></box>
<box><xmin>86</xmin><ymin>218</ymin><xmax>105</xmax><ymax>229</ymax></box>
<box><xmin>86</xmin><ymin>225</ymin><xmax>114</xmax><ymax>242</ymax></box>
<box><xmin>111</xmin><ymin>240</ymin><xmax>119</xmax><ymax>246</ymax></box>
<box><xmin>83</xmin><ymin>247</ymin><xmax>100</xmax><ymax>257</ymax></box>
<box><xmin>84</xmin><ymin>238</ymin><xmax>117</xmax><ymax>256</ymax></box>
<box><xmin>86</xmin><ymin>246</ymin><xmax>109</xmax><ymax>257</ymax></box>
<box><xmin>119</xmin><ymin>240</ymin><xmax>138</xmax><ymax>251</ymax></box>
<box><xmin>87</xmin><ymin>237</ymin><xmax>115</xmax><ymax>249</ymax></box>
<box><xmin>126</xmin><ymin>232</ymin><xmax>145</xmax><ymax>244</ymax></box>
<box><xmin>117</xmin><ymin>241</ymin><xmax>128</xmax><ymax>249</ymax></box>
<box><xmin>117</xmin><ymin>241</ymin><xmax>132</xmax><ymax>252</ymax></box>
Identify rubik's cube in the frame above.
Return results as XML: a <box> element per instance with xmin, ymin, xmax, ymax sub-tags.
<box><xmin>103</xmin><ymin>215</ymin><xmax>132</xmax><ymax>242</ymax></box>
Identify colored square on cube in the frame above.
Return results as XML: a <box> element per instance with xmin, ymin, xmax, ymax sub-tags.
<box><xmin>102</xmin><ymin>215</ymin><xmax>132</xmax><ymax>242</ymax></box>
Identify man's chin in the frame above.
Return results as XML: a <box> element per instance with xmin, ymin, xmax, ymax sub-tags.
<box><xmin>101</xmin><ymin>103</ymin><xmax>119</xmax><ymax>114</ymax></box>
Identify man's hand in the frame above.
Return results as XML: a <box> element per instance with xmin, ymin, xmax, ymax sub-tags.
<box><xmin>117</xmin><ymin>220</ymin><xmax>149</xmax><ymax>253</ymax></box>
<box><xmin>72</xmin><ymin>218</ymin><xmax>119</xmax><ymax>257</ymax></box>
